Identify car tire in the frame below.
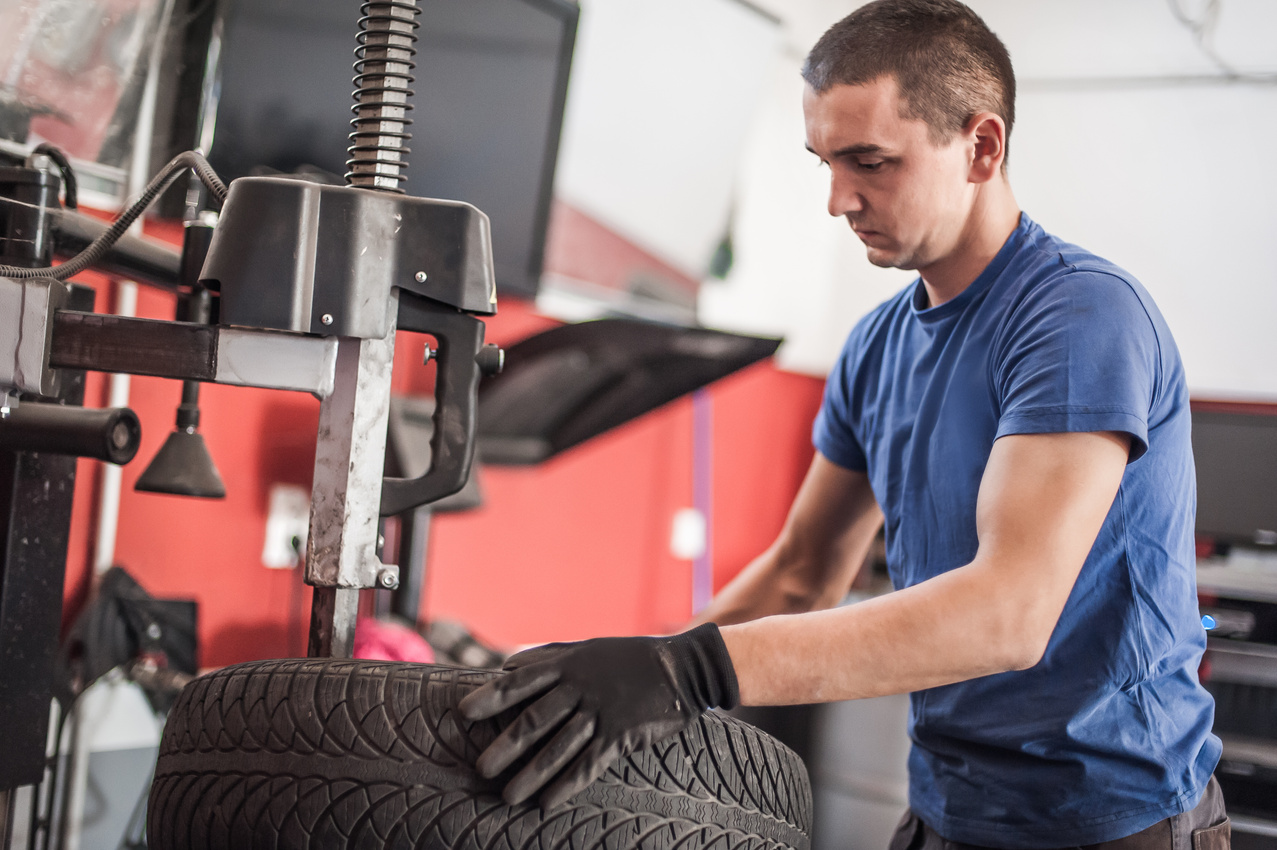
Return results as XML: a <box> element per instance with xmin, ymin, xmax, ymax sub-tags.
<box><xmin>148</xmin><ymin>658</ymin><xmax>813</xmax><ymax>850</ymax></box>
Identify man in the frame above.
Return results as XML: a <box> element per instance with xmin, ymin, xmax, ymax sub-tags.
<box><xmin>460</xmin><ymin>2</ymin><xmax>1227</xmax><ymax>847</ymax></box>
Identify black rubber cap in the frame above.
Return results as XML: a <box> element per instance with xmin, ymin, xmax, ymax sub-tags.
<box><xmin>135</xmin><ymin>429</ymin><xmax>226</xmax><ymax>498</ymax></box>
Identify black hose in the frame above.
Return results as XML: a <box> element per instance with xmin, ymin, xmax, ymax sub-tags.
<box><xmin>31</xmin><ymin>143</ymin><xmax>77</xmax><ymax>210</ymax></box>
<box><xmin>0</xmin><ymin>151</ymin><xmax>227</xmax><ymax>281</ymax></box>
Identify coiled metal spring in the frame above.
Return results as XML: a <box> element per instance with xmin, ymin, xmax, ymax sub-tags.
<box><xmin>346</xmin><ymin>0</ymin><xmax>420</xmax><ymax>192</ymax></box>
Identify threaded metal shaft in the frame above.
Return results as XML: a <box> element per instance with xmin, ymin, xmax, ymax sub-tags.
<box><xmin>346</xmin><ymin>1</ymin><xmax>420</xmax><ymax>192</ymax></box>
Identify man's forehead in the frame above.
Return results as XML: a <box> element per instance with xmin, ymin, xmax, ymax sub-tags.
<box><xmin>803</xmin><ymin>77</ymin><xmax>927</xmax><ymax>152</ymax></box>
<box><xmin>802</xmin><ymin>76</ymin><xmax>902</xmax><ymax>115</ymax></box>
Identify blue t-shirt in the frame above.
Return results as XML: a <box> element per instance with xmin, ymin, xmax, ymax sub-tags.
<box><xmin>813</xmin><ymin>214</ymin><xmax>1219</xmax><ymax>848</ymax></box>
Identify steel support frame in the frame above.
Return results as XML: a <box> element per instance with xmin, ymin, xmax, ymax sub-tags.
<box><xmin>42</xmin><ymin>303</ymin><xmax>403</xmax><ymax>658</ymax></box>
<box><xmin>16</xmin><ymin>283</ymin><xmax>477</xmax><ymax>660</ymax></box>
<box><xmin>0</xmin><ymin>286</ymin><xmax>93</xmax><ymax>793</ymax></box>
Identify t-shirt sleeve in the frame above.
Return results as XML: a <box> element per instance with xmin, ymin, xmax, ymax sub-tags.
<box><xmin>813</xmin><ymin>340</ymin><xmax>869</xmax><ymax>471</ymax></box>
<box><xmin>993</xmin><ymin>271</ymin><xmax>1160</xmax><ymax>461</ymax></box>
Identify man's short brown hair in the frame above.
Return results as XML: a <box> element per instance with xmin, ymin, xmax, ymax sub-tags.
<box><xmin>802</xmin><ymin>0</ymin><xmax>1015</xmax><ymax>157</ymax></box>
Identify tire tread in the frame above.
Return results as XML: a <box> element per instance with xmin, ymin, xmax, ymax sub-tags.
<box><xmin>149</xmin><ymin>659</ymin><xmax>811</xmax><ymax>850</ymax></box>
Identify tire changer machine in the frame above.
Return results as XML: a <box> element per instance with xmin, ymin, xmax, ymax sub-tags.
<box><xmin>0</xmin><ymin>0</ymin><xmax>504</xmax><ymax>836</ymax></box>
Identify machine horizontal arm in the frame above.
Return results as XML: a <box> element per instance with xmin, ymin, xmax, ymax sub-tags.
<box><xmin>48</xmin><ymin>311</ymin><xmax>339</xmax><ymax>397</ymax></box>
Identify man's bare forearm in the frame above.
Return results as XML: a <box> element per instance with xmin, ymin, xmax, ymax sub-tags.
<box><xmin>720</xmin><ymin>557</ymin><xmax>1041</xmax><ymax>704</ymax></box>
<box><xmin>689</xmin><ymin>544</ymin><xmax>824</xmax><ymax>628</ymax></box>
<box><xmin>691</xmin><ymin>455</ymin><xmax>883</xmax><ymax>629</ymax></box>
<box><xmin>720</xmin><ymin>432</ymin><xmax>1131</xmax><ymax>706</ymax></box>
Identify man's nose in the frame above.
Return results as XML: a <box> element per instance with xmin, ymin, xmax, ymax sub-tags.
<box><xmin>828</xmin><ymin>173</ymin><xmax>864</xmax><ymax>218</ymax></box>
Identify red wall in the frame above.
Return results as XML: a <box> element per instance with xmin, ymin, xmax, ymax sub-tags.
<box><xmin>426</xmin><ymin>355</ymin><xmax>823</xmax><ymax>646</ymax></box>
<box><xmin>61</xmin><ymin>207</ymin><xmax>825</xmax><ymax>667</ymax></box>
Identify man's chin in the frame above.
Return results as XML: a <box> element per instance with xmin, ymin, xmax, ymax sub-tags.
<box><xmin>864</xmin><ymin>247</ymin><xmax>911</xmax><ymax>271</ymax></box>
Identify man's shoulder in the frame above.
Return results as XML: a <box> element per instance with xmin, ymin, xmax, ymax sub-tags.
<box><xmin>1014</xmin><ymin>218</ymin><xmax>1148</xmax><ymax>292</ymax></box>
<box><xmin>1005</xmin><ymin>218</ymin><xmax>1160</xmax><ymax>321</ymax></box>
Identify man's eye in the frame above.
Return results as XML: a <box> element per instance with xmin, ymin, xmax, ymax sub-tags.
<box><xmin>858</xmin><ymin>160</ymin><xmax>884</xmax><ymax>172</ymax></box>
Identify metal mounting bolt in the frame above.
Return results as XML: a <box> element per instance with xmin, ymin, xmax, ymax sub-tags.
<box><xmin>414</xmin><ymin>271</ymin><xmax>428</xmax><ymax>283</ymax></box>
<box><xmin>377</xmin><ymin>567</ymin><xmax>400</xmax><ymax>590</ymax></box>
<box><xmin>321</xmin><ymin>314</ymin><xmax>334</xmax><ymax>326</ymax></box>
<box><xmin>423</xmin><ymin>347</ymin><xmax>436</xmax><ymax>365</ymax></box>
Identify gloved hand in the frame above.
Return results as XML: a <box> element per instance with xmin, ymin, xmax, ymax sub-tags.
<box><xmin>458</xmin><ymin>623</ymin><xmax>739</xmax><ymax>809</ymax></box>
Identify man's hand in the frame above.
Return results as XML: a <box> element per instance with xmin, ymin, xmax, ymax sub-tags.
<box><xmin>458</xmin><ymin>624</ymin><xmax>738</xmax><ymax>809</ymax></box>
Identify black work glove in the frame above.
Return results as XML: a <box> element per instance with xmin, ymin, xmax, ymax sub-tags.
<box><xmin>457</xmin><ymin>623</ymin><xmax>739</xmax><ymax>809</ymax></box>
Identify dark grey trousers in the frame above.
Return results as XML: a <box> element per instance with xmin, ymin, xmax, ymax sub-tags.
<box><xmin>887</xmin><ymin>777</ymin><xmax>1230</xmax><ymax>850</ymax></box>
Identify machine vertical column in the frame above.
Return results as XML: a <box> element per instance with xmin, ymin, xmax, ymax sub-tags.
<box><xmin>306</xmin><ymin>0</ymin><xmax>421</xmax><ymax>658</ymax></box>
<box><xmin>307</xmin><ymin>586</ymin><xmax>361</xmax><ymax>660</ymax></box>
<box><xmin>305</xmin><ymin>304</ymin><xmax>398</xmax><ymax>658</ymax></box>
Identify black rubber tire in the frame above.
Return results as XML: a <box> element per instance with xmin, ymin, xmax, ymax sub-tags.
<box><xmin>147</xmin><ymin>658</ymin><xmax>813</xmax><ymax>850</ymax></box>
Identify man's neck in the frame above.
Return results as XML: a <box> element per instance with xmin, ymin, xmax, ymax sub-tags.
<box><xmin>918</xmin><ymin>182</ymin><xmax>1021</xmax><ymax>308</ymax></box>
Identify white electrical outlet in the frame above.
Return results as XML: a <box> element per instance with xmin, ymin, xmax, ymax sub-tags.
<box><xmin>262</xmin><ymin>484</ymin><xmax>310</xmax><ymax>568</ymax></box>
<box><xmin>670</xmin><ymin>507</ymin><xmax>707</xmax><ymax>560</ymax></box>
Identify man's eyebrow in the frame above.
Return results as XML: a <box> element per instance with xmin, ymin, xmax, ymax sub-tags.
<box><xmin>805</xmin><ymin>142</ymin><xmax>891</xmax><ymax>158</ymax></box>
<box><xmin>835</xmin><ymin>143</ymin><xmax>889</xmax><ymax>157</ymax></box>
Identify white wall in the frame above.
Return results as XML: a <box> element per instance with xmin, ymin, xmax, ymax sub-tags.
<box><xmin>990</xmin><ymin>0</ymin><xmax>1277</xmax><ymax>400</ymax></box>
<box><xmin>697</xmin><ymin>0</ymin><xmax>1277</xmax><ymax>399</ymax></box>
<box><xmin>553</xmin><ymin>0</ymin><xmax>781</xmax><ymax>279</ymax></box>
<box><xmin>697</xmin><ymin>53</ymin><xmax>913</xmax><ymax>375</ymax></box>
<box><xmin>1013</xmin><ymin>83</ymin><xmax>1277</xmax><ymax>400</ymax></box>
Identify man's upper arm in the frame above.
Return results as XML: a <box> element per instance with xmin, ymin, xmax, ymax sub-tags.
<box><xmin>971</xmin><ymin>430</ymin><xmax>1131</xmax><ymax>663</ymax></box>
<box><xmin>993</xmin><ymin>271</ymin><xmax>1160</xmax><ymax>460</ymax></box>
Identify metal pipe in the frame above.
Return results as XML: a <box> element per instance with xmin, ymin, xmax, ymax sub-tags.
<box><xmin>391</xmin><ymin>505</ymin><xmax>431</xmax><ymax>625</ymax></box>
<box><xmin>66</xmin><ymin>0</ymin><xmax>178</xmax><ymax>844</ymax></box>
<box><xmin>52</xmin><ymin>209</ymin><xmax>180</xmax><ymax>291</ymax></box>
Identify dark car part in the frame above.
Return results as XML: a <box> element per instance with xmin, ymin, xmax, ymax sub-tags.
<box><xmin>478</xmin><ymin>319</ymin><xmax>781</xmax><ymax>465</ymax></box>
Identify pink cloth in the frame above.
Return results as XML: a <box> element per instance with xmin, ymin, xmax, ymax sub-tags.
<box><xmin>353</xmin><ymin>617</ymin><xmax>435</xmax><ymax>663</ymax></box>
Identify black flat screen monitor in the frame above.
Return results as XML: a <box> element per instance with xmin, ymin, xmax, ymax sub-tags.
<box><xmin>1192</xmin><ymin>409</ymin><xmax>1277</xmax><ymax>547</ymax></box>
<box><xmin>208</xmin><ymin>0</ymin><xmax>577</xmax><ymax>299</ymax></box>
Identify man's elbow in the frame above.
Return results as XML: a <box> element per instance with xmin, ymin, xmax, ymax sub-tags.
<box><xmin>970</xmin><ymin>558</ymin><xmax>1071</xmax><ymax>674</ymax></box>
<box><xmin>1001</xmin><ymin>637</ymin><xmax>1049</xmax><ymax>672</ymax></box>
<box><xmin>774</xmin><ymin>582</ymin><xmax>827</xmax><ymax>615</ymax></box>
<box><xmin>991</xmin><ymin>611</ymin><xmax>1056</xmax><ymax>672</ymax></box>
<box><xmin>770</xmin><ymin>545</ymin><xmax>848</xmax><ymax>614</ymax></box>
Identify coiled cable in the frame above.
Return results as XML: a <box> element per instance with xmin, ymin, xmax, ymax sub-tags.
<box><xmin>0</xmin><ymin>150</ymin><xmax>226</xmax><ymax>281</ymax></box>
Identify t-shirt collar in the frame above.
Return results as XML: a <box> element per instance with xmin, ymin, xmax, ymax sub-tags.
<box><xmin>910</xmin><ymin>212</ymin><xmax>1031</xmax><ymax>325</ymax></box>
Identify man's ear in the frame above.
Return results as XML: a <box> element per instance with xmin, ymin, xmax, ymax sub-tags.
<box><xmin>966</xmin><ymin>112</ymin><xmax>1006</xmax><ymax>183</ymax></box>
